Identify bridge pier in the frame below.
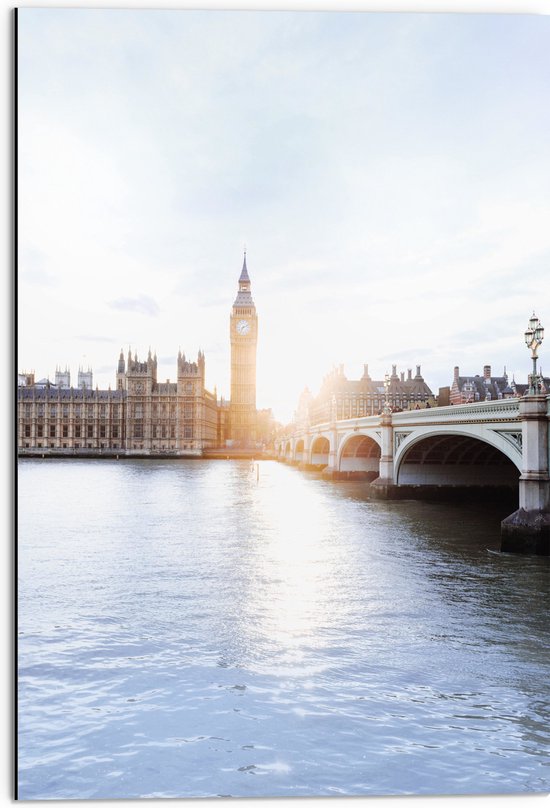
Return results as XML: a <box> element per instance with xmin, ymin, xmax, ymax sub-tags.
<box><xmin>369</xmin><ymin>480</ymin><xmax>401</xmax><ymax>499</ymax></box>
<box><xmin>369</xmin><ymin>411</ymin><xmax>398</xmax><ymax>498</ymax></box>
<box><xmin>501</xmin><ymin>395</ymin><xmax>550</xmax><ymax>555</ymax></box>
<box><xmin>299</xmin><ymin>462</ymin><xmax>324</xmax><ymax>472</ymax></box>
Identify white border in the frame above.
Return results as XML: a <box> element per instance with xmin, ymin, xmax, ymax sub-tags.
<box><xmin>5</xmin><ymin>2</ymin><xmax>550</xmax><ymax>808</ymax></box>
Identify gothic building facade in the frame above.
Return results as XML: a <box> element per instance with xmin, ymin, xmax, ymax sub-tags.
<box><xmin>17</xmin><ymin>258</ymin><xmax>259</xmax><ymax>456</ymax></box>
<box><xmin>450</xmin><ymin>365</ymin><xmax>520</xmax><ymax>404</ymax></box>
<box><xmin>17</xmin><ymin>349</ymin><xmax>220</xmax><ymax>456</ymax></box>
<box><xmin>295</xmin><ymin>363</ymin><xmax>435</xmax><ymax>428</ymax></box>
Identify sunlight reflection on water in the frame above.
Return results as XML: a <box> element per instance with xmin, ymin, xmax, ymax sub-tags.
<box><xmin>18</xmin><ymin>459</ymin><xmax>550</xmax><ymax>799</ymax></box>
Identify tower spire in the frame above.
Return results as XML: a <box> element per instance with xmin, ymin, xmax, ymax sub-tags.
<box><xmin>239</xmin><ymin>249</ymin><xmax>250</xmax><ymax>284</ymax></box>
<box><xmin>234</xmin><ymin>251</ymin><xmax>254</xmax><ymax>307</ymax></box>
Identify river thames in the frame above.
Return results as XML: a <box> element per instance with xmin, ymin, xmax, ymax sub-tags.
<box><xmin>17</xmin><ymin>459</ymin><xmax>550</xmax><ymax>800</ymax></box>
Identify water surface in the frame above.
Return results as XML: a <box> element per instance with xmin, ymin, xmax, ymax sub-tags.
<box><xmin>17</xmin><ymin>459</ymin><xmax>550</xmax><ymax>799</ymax></box>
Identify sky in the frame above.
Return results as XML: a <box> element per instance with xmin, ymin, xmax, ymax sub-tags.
<box><xmin>17</xmin><ymin>6</ymin><xmax>550</xmax><ymax>423</ymax></box>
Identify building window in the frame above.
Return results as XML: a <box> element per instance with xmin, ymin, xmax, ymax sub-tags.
<box><xmin>87</xmin><ymin>425</ymin><xmax>93</xmax><ymax>438</ymax></box>
<box><xmin>62</xmin><ymin>405</ymin><xmax>69</xmax><ymax>417</ymax></box>
<box><xmin>75</xmin><ymin>425</ymin><xmax>81</xmax><ymax>438</ymax></box>
<box><xmin>134</xmin><ymin>423</ymin><xmax>143</xmax><ymax>439</ymax></box>
<box><xmin>50</xmin><ymin>406</ymin><xmax>57</xmax><ymax>417</ymax></box>
<box><xmin>62</xmin><ymin>425</ymin><xmax>68</xmax><ymax>438</ymax></box>
<box><xmin>184</xmin><ymin>426</ymin><xmax>192</xmax><ymax>439</ymax></box>
<box><xmin>112</xmin><ymin>425</ymin><xmax>119</xmax><ymax>439</ymax></box>
<box><xmin>100</xmin><ymin>425</ymin><xmax>106</xmax><ymax>438</ymax></box>
<box><xmin>24</xmin><ymin>425</ymin><xmax>31</xmax><ymax>438</ymax></box>
<box><xmin>170</xmin><ymin>426</ymin><xmax>175</xmax><ymax>438</ymax></box>
<box><xmin>37</xmin><ymin>425</ymin><xmax>43</xmax><ymax>438</ymax></box>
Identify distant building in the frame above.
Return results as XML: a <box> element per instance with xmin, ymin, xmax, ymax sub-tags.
<box><xmin>449</xmin><ymin>365</ymin><xmax>550</xmax><ymax>403</ymax></box>
<box><xmin>294</xmin><ymin>387</ymin><xmax>315</xmax><ymax>431</ymax></box>
<box><xmin>77</xmin><ymin>368</ymin><xmax>93</xmax><ymax>390</ymax></box>
<box><xmin>55</xmin><ymin>367</ymin><xmax>71</xmax><ymax>388</ymax></box>
<box><xmin>256</xmin><ymin>408</ymin><xmax>279</xmax><ymax>448</ymax></box>
<box><xmin>18</xmin><ymin>372</ymin><xmax>35</xmax><ymax>388</ymax></box>
<box><xmin>509</xmin><ymin>374</ymin><xmax>549</xmax><ymax>397</ymax></box>
<box><xmin>17</xmin><ymin>348</ymin><xmax>219</xmax><ymax>455</ymax></box>
<box><xmin>438</xmin><ymin>386</ymin><xmax>451</xmax><ymax>407</ymax></box>
<box><xmin>301</xmin><ymin>363</ymin><xmax>434</xmax><ymax>427</ymax></box>
<box><xmin>17</xmin><ymin>257</ymin><xmax>261</xmax><ymax>456</ymax></box>
<box><xmin>450</xmin><ymin>365</ymin><xmax>516</xmax><ymax>405</ymax></box>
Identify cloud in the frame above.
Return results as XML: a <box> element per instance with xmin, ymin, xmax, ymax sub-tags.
<box><xmin>75</xmin><ymin>335</ymin><xmax>116</xmax><ymax>343</ymax></box>
<box><xmin>109</xmin><ymin>295</ymin><xmax>160</xmax><ymax>316</ymax></box>
<box><xmin>19</xmin><ymin>248</ymin><xmax>58</xmax><ymax>286</ymax></box>
<box><xmin>17</xmin><ymin>9</ymin><xmax>550</xmax><ymax>423</ymax></box>
<box><xmin>95</xmin><ymin>364</ymin><xmax>116</xmax><ymax>375</ymax></box>
<box><xmin>20</xmin><ymin>267</ymin><xmax>58</xmax><ymax>287</ymax></box>
<box><xmin>378</xmin><ymin>348</ymin><xmax>428</xmax><ymax>362</ymax></box>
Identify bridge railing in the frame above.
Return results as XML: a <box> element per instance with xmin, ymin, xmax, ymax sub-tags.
<box><xmin>276</xmin><ymin>398</ymin><xmax>526</xmax><ymax>446</ymax></box>
<box><xmin>391</xmin><ymin>398</ymin><xmax>521</xmax><ymax>425</ymax></box>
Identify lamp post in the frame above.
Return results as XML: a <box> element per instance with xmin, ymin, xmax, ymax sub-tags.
<box><xmin>383</xmin><ymin>373</ymin><xmax>391</xmax><ymax>414</ymax></box>
<box><xmin>524</xmin><ymin>312</ymin><xmax>544</xmax><ymax>395</ymax></box>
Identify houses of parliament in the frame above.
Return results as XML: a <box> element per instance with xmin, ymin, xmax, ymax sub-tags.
<box><xmin>17</xmin><ymin>256</ymin><xmax>263</xmax><ymax>456</ymax></box>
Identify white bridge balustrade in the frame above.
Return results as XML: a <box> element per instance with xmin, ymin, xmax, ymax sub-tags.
<box><xmin>276</xmin><ymin>396</ymin><xmax>550</xmax><ymax>555</ymax></box>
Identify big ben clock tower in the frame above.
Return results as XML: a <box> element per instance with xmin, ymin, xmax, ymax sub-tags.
<box><xmin>230</xmin><ymin>251</ymin><xmax>258</xmax><ymax>446</ymax></box>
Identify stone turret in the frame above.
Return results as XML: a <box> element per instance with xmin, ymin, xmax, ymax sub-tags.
<box><xmin>126</xmin><ymin>348</ymin><xmax>156</xmax><ymax>394</ymax></box>
<box><xmin>116</xmin><ymin>349</ymin><xmax>126</xmax><ymax>391</ymax></box>
<box><xmin>177</xmin><ymin>350</ymin><xmax>205</xmax><ymax>394</ymax></box>
<box><xmin>78</xmin><ymin>367</ymin><xmax>93</xmax><ymax>390</ymax></box>
<box><xmin>55</xmin><ymin>366</ymin><xmax>71</xmax><ymax>388</ymax></box>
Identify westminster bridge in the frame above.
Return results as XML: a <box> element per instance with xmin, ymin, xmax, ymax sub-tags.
<box><xmin>274</xmin><ymin>395</ymin><xmax>550</xmax><ymax>554</ymax></box>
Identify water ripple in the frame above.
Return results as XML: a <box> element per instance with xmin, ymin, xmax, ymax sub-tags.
<box><xmin>17</xmin><ymin>459</ymin><xmax>550</xmax><ymax>799</ymax></box>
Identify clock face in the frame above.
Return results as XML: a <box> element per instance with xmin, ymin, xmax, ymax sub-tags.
<box><xmin>236</xmin><ymin>319</ymin><xmax>250</xmax><ymax>335</ymax></box>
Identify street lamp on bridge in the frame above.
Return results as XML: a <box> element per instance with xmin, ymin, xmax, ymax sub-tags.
<box><xmin>524</xmin><ymin>312</ymin><xmax>544</xmax><ymax>395</ymax></box>
<box><xmin>383</xmin><ymin>373</ymin><xmax>391</xmax><ymax>414</ymax></box>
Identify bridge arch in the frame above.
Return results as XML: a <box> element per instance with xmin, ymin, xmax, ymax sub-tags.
<box><xmin>395</xmin><ymin>429</ymin><xmax>521</xmax><ymax>487</ymax></box>
<box><xmin>293</xmin><ymin>439</ymin><xmax>305</xmax><ymax>462</ymax></box>
<box><xmin>310</xmin><ymin>435</ymin><xmax>330</xmax><ymax>467</ymax></box>
<box><xmin>337</xmin><ymin>432</ymin><xmax>381</xmax><ymax>474</ymax></box>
